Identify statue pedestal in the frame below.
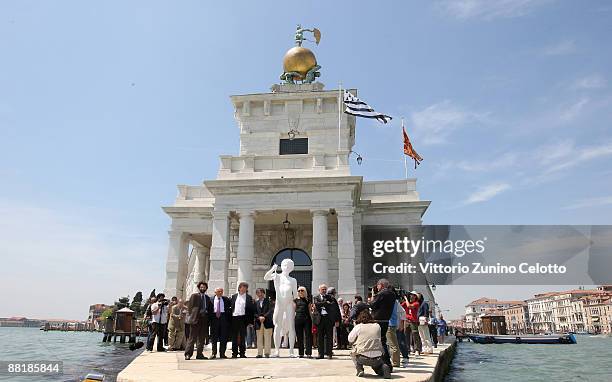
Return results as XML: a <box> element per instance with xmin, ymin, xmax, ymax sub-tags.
<box><xmin>271</xmin><ymin>82</ymin><xmax>325</xmax><ymax>93</ymax></box>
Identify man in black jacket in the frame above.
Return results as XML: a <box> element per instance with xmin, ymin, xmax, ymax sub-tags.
<box><xmin>185</xmin><ymin>282</ymin><xmax>213</xmax><ymax>360</ymax></box>
<box><xmin>254</xmin><ymin>288</ymin><xmax>274</xmax><ymax>358</ymax></box>
<box><xmin>350</xmin><ymin>295</ymin><xmax>369</xmax><ymax>322</ymax></box>
<box><xmin>210</xmin><ymin>287</ymin><xmax>231</xmax><ymax>359</ymax></box>
<box><xmin>369</xmin><ymin>278</ymin><xmax>396</xmax><ymax>371</ymax></box>
<box><xmin>230</xmin><ymin>282</ymin><xmax>256</xmax><ymax>358</ymax></box>
<box><xmin>313</xmin><ymin>284</ymin><xmax>341</xmax><ymax>359</ymax></box>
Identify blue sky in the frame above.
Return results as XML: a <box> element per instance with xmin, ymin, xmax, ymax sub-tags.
<box><xmin>1</xmin><ymin>1</ymin><xmax>611</xmax><ymax>319</ymax></box>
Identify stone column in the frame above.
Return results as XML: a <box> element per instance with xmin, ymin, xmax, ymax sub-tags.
<box><xmin>208</xmin><ymin>210</ymin><xmax>230</xmax><ymax>293</ymax></box>
<box><xmin>311</xmin><ymin>209</ymin><xmax>329</xmax><ymax>293</ymax></box>
<box><xmin>194</xmin><ymin>245</ymin><xmax>209</xmax><ymax>285</ymax></box>
<box><xmin>337</xmin><ymin>208</ymin><xmax>357</xmax><ymax>301</ymax></box>
<box><xmin>164</xmin><ymin>231</ymin><xmax>189</xmax><ymax>299</ymax></box>
<box><xmin>236</xmin><ymin>210</ymin><xmax>255</xmax><ymax>289</ymax></box>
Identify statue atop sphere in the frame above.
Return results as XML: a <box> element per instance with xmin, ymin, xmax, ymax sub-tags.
<box><xmin>280</xmin><ymin>25</ymin><xmax>322</xmax><ymax>84</ymax></box>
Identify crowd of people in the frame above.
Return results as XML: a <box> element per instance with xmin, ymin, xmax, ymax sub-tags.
<box><xmin>143</xmin><ymin>278</ymin><xmax>448</xmax><ymax>379</ymax></box>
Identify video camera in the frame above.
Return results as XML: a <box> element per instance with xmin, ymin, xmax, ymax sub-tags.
<box><xmin>159</xmin><ymin>298</ymin><xmax>170</xmax><ymax>306</ymax></box>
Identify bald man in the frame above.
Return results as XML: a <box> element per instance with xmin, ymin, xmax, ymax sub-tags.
<box><xmin>210</xmin><ymin>287</ymin><xmax>231</xmax><ymax>359</ymax></box>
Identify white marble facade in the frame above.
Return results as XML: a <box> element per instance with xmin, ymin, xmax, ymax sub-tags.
<box><xmin>163</xmin><ymin>83</ymin><xmax>430</xmax><ymax>302</ymax></box>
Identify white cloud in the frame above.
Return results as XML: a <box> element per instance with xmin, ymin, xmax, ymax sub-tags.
<box><xmin>563</xmin><ymin>196</ymin><xmax>612</xmax><ymax>210</ymax></box>
<box><xmin>559</xmin><ymin>98</ymin><xmax>589</xmax><ymax>122</ymax></box>
<box><xmin>464</xmin><ymin>182</ymin><xmax>510</xmax><ymax>204</ymax></box>
<box><xmin>437</xmin><ymin>152</ymin><xmax>517</xmax><ymax>173</ymax></box>
<box><xmin>544</xmin><ymin>141</ymin><xmax>612</xmax><ymax>173</ymax></box>
<box><xmin>543</xmin><ymin>39</ymin><xmax>577</xmax><ymax>56</ymax></box>
<box><xmin>573</xmin><ymin>74</ymin><xmax>607</xmax><ymax>90</ymax></box>
<box><xmin>411</xmin><ymin>100</ymin><xmax>488</xmax><ymax>145</ymax></box>
<box><xmin>440</xmin><ymin>0</ymin><xmax>554</xmax><ymax>20</ymax></box>
<box><xmin>533</xmin><ymin>139</ymin><xmax>574</xmax><ymax>165</ymax></box>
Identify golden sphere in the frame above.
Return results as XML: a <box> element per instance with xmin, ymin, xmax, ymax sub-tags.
<box><xmin>283</xmin><ymin>46</ymin><xmax>317</xmax><ymax>80</ymax></box>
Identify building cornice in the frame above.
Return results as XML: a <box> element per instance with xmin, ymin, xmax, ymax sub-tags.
<box><xmin>204</xmin><ymin>175</ymin><xmax>363</xmax><ymax>198</ymax></box>
<box><xmin>162</xmin><ymin>206</ymin><xmax>214</xmax><ymax>219</ymax></box>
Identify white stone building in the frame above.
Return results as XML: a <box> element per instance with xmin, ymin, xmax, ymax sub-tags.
<box><xmin>526</xmin><ymin>289</ymin><xmax>601</xmax><ymax>333</ymax></box>
<box><xmin>161</xmin><ymin>82</ymin><xmax>432</xmax><ymax>302</ymax></box>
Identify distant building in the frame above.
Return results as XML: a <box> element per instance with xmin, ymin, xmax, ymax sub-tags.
<box><xmin>88</xmin><ymin>304</ymin><xmax>111</xmax><ymax>331</ymax></box>
<box><xmin>526</xmin><ymin>292</ymin><xmax>556</xmax><ymax>333</ymax></box>
<box><xmin>502</xmin><ymin>303</ymin><xmax>529</xmax><ymax>334</ymax></box>
<box><xmin>527</xmin><ymin>285</ymin><xmax>612</xmax><ymax>333</ymax></box>
<box><xmin>569</xmin><ymin>298</ymin><xmax>586</xmax><ymax>332</ymax></box>
<box><xmin>581</xmin><ymin>294</ymin><xmax>612</xmax><ymax>334</ymax></box>
<box><xmin>464</xmin><ymin>297</ymin><xmax>524</xmax><ymax>331</ymax></box>
<box><xmin>0</xmin><ymin>317</ymin><xmax>43</xmax><ymax>328</ymax></box>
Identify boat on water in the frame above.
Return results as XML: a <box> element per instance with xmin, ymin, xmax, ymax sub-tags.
<box><xmin>468</xmin><ymin>333</ymin><xmax>577</xmax><ymax>344</ymax></box>
<box><xmin>82</xmin><ymin>373</ymin><xmax>104</xmax><ymax>381</ymax></box>
<box><xmin>570</xmin><ymin>331</ymin><xmax>592</xmax><ymax>335</ymax></box>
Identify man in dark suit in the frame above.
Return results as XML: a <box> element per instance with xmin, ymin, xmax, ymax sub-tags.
<box><xmin>369</xmin><ymin>278</ymin><xmax>397</xmax><ymax>371</ymax></box>
<box><xmin>184</xmin><ymin>281</ymin><xmax>213</xmax><ymax>360</ymax></box>
<box><xmin>254</xmin><ymin>288</ymin><xmax>274</xmax><ymax>358</ymax></box>
<box><xmin>313</xmin><ymin>284</ymin><xmax>341</xmax><ymax>359</ymax></box>
<box><xmin>210</xmin><ymin>287</ymin><xmax>231</xmax><ymax>359</ymax></box>
<box><xmin>230</xmin><ymin>282</ymin><xmax>256</xmax><ymax>358</ymax></box>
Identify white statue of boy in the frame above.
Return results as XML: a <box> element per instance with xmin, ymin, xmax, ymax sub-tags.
<box><xmin>264</xmin><ymin>258</ymin><xmax>299</xmax><ymax>357</ymax></box>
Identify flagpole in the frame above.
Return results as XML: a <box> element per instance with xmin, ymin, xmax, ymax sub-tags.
<box><xmin>338</xmin><ymin>82</ymin><xmax>342</xmax><ymax>152</ymax></box>
<box><xmin>402</xmin><ymin>117</ymin><xmax>408</xmax><ymax>179</ymax></box>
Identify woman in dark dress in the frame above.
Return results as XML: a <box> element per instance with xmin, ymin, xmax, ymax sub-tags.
<box><xmin>337</xmin><ymin>303</ymin><xmax>352</xmax><ymax>350</ymax></box>
<box><xmin>294</xmin><ymin>286</ymin><xmax>313</xmax><ymax>358</ymax></box>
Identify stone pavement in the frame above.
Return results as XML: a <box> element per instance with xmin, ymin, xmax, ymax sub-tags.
<box><xmin>117</xmin><ymin>341</ymin><xmax>454</xmax><ymax>382</ymax></box>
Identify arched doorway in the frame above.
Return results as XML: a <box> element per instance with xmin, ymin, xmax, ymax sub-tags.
<box><xmin>268</xmin><ymin>248</ymin><xmax>313</xmax><ymax>298</ymax></box>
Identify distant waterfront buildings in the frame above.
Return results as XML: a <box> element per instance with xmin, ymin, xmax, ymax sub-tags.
<box><xmin>527</xmin><ymin>287</ymin><xmax>612</xmax><ymax>333</ymax></box>
<box><xmin>0</xmin><ymin>317</ymin><xmax>43</xmax><ymax>328</ymax></box>
<box><xmin>0</xmin><ymin>317</ymin><xmax>88</xmax><ymax>330</ymax></box>
<box><xmin>464</xmin><ymin>285</ymin><xmax>612</xmax><ymax>334</ymax></box>
<box><xmin>464</xmin><ymin>297</ymin><xmax>524</xmax><ymax>331</ymax></box>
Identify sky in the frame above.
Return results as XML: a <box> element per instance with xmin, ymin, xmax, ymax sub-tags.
<box><xmin>1</xmin><ymin>1</ymin><xmax>611</xmax><ymax>320</ymax></box>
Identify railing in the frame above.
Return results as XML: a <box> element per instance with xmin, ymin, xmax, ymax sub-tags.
<box><xmin>217</xmin><ymin>153</ymin><xmax>351</xmax><ymax>179</ymax></box>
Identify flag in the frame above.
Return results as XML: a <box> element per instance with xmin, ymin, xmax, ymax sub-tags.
<box><xmin>403</xmin><ymin>125</ymin><xmax>423</xmax><ymax>169</ymax></box>
<box><xmin>343</xmin><ymin>90</ymin><xmax>392</xmax><ymax>124</ymax></box>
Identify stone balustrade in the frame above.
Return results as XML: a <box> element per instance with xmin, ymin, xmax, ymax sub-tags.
<box><xmin>217</xmin><ymin>153</ymin><xmax>350</xmax><ymax>179</ymax></box>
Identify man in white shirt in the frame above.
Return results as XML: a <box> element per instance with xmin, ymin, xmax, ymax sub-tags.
<box><xmin>230</xmin><ymin>282</ymin><xmax>255</xmax><ymax>358</ymax></box>
<box><xmin>149</xmin><ymin>293</ymin><xmax>169</xmax><ymax>352</ymax></box>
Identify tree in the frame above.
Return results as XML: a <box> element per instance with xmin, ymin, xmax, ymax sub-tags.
<box><xmin>130</xmin><ymin>291</ymin><xmax>143</xmax><ymax>317</ymax></box>
<box><xmin>101</xmin><ymin>308</ymin><xmax>114</xmax><ymax>320</ymax></box>
<box><xmin>114</xmin><ymin>296</ymin><xmax>130</xmax><ymax>311</ymax></box>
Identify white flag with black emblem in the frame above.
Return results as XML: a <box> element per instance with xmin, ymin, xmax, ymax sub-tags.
<box><xmin>343</xmin><ymin>90</ymin><xmax>392</xmax><ymax>124</ymax></box>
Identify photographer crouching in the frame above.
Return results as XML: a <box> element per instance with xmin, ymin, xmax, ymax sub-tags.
<box><xmin>348</xmin><ymin>309</ymin><xmax>391</xmax><ymax>379</ymax></box>
<box><xmin>368</xmin><ymin>279</ymin><xmax>396</xmax><ymax>372</ymax></box>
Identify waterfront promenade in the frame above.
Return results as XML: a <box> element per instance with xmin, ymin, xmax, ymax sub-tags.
<box><xmin>118</xmin><ymin>340</ymin><xmax>455</xmax><ymax>382</ymax></box>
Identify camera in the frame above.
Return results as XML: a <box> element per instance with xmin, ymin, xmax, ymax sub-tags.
<box><xmin>371</xmin><ymin>285</ymin><xmax>379</xmax><ymax>295</ymax></box>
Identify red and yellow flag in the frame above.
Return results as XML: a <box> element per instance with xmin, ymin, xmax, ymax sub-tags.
<box><xmin>403</xmin><ymin>126</ymin><xmax>423</xmax><ymax>169</ymax></box>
